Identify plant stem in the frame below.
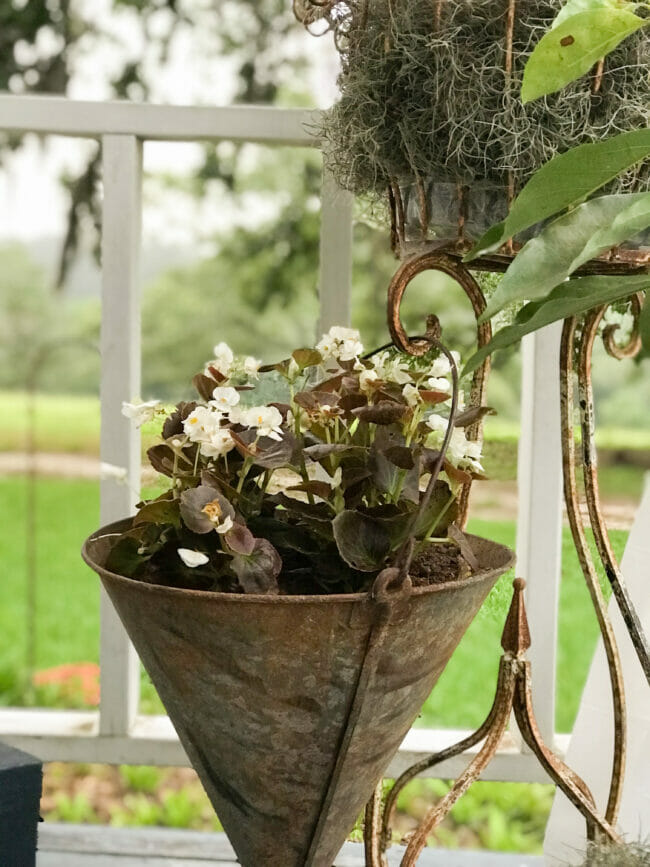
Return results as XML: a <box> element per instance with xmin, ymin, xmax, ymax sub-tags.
<box><xmin>299</xmin><ymin>455</ymin><xmax>315</xmax><ymax>505</ymax></box>
<box><xmin>417</xmin><ymin>492</ymin><xmax>456</xmax><ymax>554</ymax></box>
<box><xmin>236</xmin><ymin>457</ymin><xmax>252</xmax><ymax>495</ymax></box>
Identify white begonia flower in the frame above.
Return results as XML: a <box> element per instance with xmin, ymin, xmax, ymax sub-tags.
<box><xmin>316</xmin><ymin>326</ymin><xmax>364</xmax><ymax>362</ymax></box>
<box><xmin>183</xmin><ymin>406</ymin><xmax>223</xmax><ymax>443</ymax></box>
<box><xmin>447</xmin><ymin>429</ymin><xmax>471</xmax><ymax>466</ymax></box>
<box><xmin>426</xmin><ymin>376</ymin><xmax>452</xmax><ymax>394</ymax></box>
<box><xmin>200</xmin><ymin>428</ymin><xmax>236</xmax><ymax>459</ymax></box>
<box><xmin>204</xmin><ymin>342</ymin><xmax>234</xmax><ymax>379</ymax></box>
<box><xmin>210</xmin><ymin>386</ymin><xmax>240</xmax><ymax>412</ymax></box>
<box><xmin>372</xmin><ymin>351</ymin><xmax>411</xmax><ymax>385</ymax></box>
<box><xmin>121</xmin><ymin>399</ymin><xmax>162</xmax><ymax>427</ymax></box>
<box><xmin>287</xmin><ymin>357</ymin><xmax>301</xmax><ymax>382</ymax></box>
<box><xmin>99</xmin><ymin>462</ymin><xmax>128</xmax><ymax>483</ymax></box>
<box><xmin>429</xmin><ymin>356</ymin><xmax>450</xmax><ymax>378</ymax></box>
<box><xmin>239</xmin><ymin>405</ymin><xmax>284</xmax><ymax>441</ymax></box>
<box><xmin>402</xmin><ymin>383</ymin><xmax>422</xmax><ymax>408</ymax></box>
<box><xmin>426</xmin><ymin>414</ymin><xmax>482</xmax><ymax>468</ymax></box>
<box><xmin>213</xmin><ymin>341</ymin><xmax>234</xmax><ymax>369</ymax></box>
<box><xmin>178</xmin><ymin>548</ymin><xmax>209</xmax><ymax>568</ymax></box>
<box><xmin>243</xmin><ymin>356</ymin><xmax>262</xmax><ymax>378</ymax></box>
<box><xmin>464</xmin><ymin>440</ymin><xmax>482</xmax><ymax>460</ymax></box>
<box><xmin>428</xmin><ymin>351</ymin><xmax>460</xmax><ymax>378</ymax></box>
<box><xmin>215</xmin><ymin>514</ymin><xmax>234</xmax><ymax>535</ymax></box>
<box><xmin>359</xmin><ymin>368</ymin><xmax>380</xmax><ymax>394</ymax></box>
<box><xmin>460</xmin><ymin>439</ymin><xmax>484</xmax><ymax>474</ymax></box>
<box><xmin>425</xmin><ymin>413</ymin><xmax>447</xmax><ymax>436</ymax></box>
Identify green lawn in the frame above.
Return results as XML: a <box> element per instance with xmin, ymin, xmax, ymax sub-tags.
<box><xmin>0</xmin><ymin>391</ymin><xmax>160</xmax><ymax>457</ymax></box>
<box><xmin>0</xmin><ymin>476</ymin><xmax>627</xmax><ymax>731</ymax></box>
<box><xmin>3</xmin><ymin>388</ymin><xmax>650</xmax><ymax>461</ymax></box>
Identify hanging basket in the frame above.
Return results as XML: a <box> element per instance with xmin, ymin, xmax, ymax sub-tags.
<box><xmin>83</xmin><ymin>518</ymin><xmax>514</xmax><ymax>867</ymax></box>
<box><xmin>298</xmin><ymin>0</ymin><xmax>650</xmax><ymax>258</ymax></box>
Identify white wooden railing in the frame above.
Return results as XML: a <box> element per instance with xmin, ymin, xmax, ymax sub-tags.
<box><xmin>0</xmin><ymin>94</ymin><xmax>566</xmax><ymax>785</ymax></box>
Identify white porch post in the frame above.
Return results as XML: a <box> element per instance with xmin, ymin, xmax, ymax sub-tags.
<box><xmin>98</xmin><ymin>134</ymin><xmax>143</xmax><ymax>736</ymax></box>
<box><xmin>516</xmin><ymin>324</ymin><xmax>564</xmax><ymax>744</ymax></box>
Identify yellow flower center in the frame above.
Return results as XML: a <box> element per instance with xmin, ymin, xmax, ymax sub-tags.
<box><xmin>201</xmin><ymin>500</ymin><xmax>223</xmax><ymax>522</ymax></box>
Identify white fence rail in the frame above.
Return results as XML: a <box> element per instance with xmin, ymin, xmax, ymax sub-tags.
<box><xmin>0</xmin><ymin>95</ymin><xmax>565</xmax><ymax>785</ymax></box>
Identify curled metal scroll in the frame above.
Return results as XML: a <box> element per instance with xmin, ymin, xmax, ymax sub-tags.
<box><xmin>576</xmin><ymin>297</ymin><xmax>650</xmax><ymax>685</ymax></box>
<box><xmin>558</xmin><ymin>292</ymin><xmax>650</xmax><ymax>828</ymax></box>
<box><xmin>386</xmin><ymin>250</ymin><xmax>492</xmax><ymax>527</ymax></box>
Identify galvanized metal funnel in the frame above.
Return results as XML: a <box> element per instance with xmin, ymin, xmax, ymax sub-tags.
<box><xmin>83</xmin><ymin>520</ymin><xmax>514</xmax><ymax>867</ymax></box>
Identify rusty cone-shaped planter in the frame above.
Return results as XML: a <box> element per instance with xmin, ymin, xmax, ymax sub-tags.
<box><xmin>84</xmin><ymin>519</ymin><xmax>514</xmax><ymax>867</ymax></box>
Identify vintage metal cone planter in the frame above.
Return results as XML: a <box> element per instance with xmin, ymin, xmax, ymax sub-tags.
<box><xmin>83</xmin><ymin>519</ymin><xmax>514</xmax><ymax>867</ymax></box>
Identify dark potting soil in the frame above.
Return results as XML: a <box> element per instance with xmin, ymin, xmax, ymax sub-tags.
<box><xmin>121</xmin><ymin>537</ymin><xmax>474</xmax><ymax>595</ymax></box>
<box><xmin>408</xmin><ymin>542</ymin><xmax>471</xmax><ymax>587</ymax></box>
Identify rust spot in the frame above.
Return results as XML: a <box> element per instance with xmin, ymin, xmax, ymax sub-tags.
<box><xmin>560</xmin><ymin>34</ymin><xmax>575</xmax><ymax>46</ymax></box>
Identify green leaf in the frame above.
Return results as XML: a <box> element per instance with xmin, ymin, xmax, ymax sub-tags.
<box><xmin>332</xmin><ymin>511</ymin><xmax>391</xmax><ymax>572</ymax></box>
<box><xmin>352</xmin><ymin>400</ymin><xmax>407</xmax><ymax>425</ymax></box>
<box><xmin>231</xmin><ymin>539</ymin><xmax>281</xmax><ymax>594</ymax></box>
<box><xmin>552</xmin><ymin>0</ymin><xmax>635</xmax><ymax>30</ymax></box>
<box><xmin>230</xmin><ymin>429</ymin><xmax>297</xmax><ymax>470</ymax></box>
<box><xmin>412</xmin><ymin>481</ymin><xmax>458</xmax><ymax>538</ymax></box>
<box><xmin>481</xmin><ymin>193</ymin><xmax>649</xmax><ymax>320</ymax></box>
<box><xmin>464</xmin><ymin>273</ymin><xmax>650</xmax><ymax>375</ymax></box>
<box><xmin>578</xmin><ymin>192</ymin><xmax>650</xmax><ymax>264</ymax></box>
<box><xmin>146</xmin><ymin>444</ymin><xmax>177</xmax><ymax>478</ymax></box>
<box><xmin>465</xmin><ymin>129</ymin><xmax>650</xmax><ymax>259</ymax></box>
<box><xmin>224</xmin><ymin>523</ymin><xmax>256</xmax><ymax>555</ymax></box>
<box><xmin>105</xmin><ymin>534</ymin><xmax>147</xmax><ymax>578</ymax></box>
<box><xmin>292</xmin><ymin>348</ymin><xmax>322</xmax><ymax>369</ymax></box>
<box><xmin>162</xmin><ymin>401</ymin><xmax>197</xmax><ymax>439</ymax></box>
<box><xmin>133</xmin><ymin>498</ymin><xmax>181</xmax><ymax>528</ymax></box>
<box><xmin>521</xmin><ymin>8</ymin><xmax>647</xmax><ymax>103</ymax></box>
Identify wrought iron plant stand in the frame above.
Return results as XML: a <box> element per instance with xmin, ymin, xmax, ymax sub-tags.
<box><xmin>293</xmin><ymin>0</ymin><xmax>650</xmax><ymax>861</ymax></box>
<box><xmin>355</xmin><ymin>243</ymin><xmax>649</xmax><ymax>864</ymax></box>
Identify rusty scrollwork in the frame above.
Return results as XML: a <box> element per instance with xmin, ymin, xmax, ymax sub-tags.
<box><xmin>363</xmin><ymin>251</ymin><xmax>639</xmax><ymax>864</ymax></box>
<box><xmin>386</xmin><ymin>250</ymin><xmax>492</xmax><ymax>527</ymax></box>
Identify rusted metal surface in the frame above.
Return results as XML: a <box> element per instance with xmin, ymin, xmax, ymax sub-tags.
<box><xmin>386</xmin><ymin>252</ymin><xmax>492</xmax><ymax>529</ymax></box>
<box><xmin>576</xmin><ymin>300</ymin><xmax>650</xmax><ymax>686</ymax></box>
<box><xmin>367</xmin><ymin>581</ymin><xmax>622</xmax><ymax>865</ymax></box>
<box><xmin>500</xmin><ymin>576</ymin><xmax>530</xmax><ymax>656</ymax></box>
<box><xmin>378</xmin><ymin>235</ymin><xmax>650</xmax><ymax>864</ymax></box>
<box><xmin>392</xmin><ymin>241</ymin><xmax>650</xmax><ymax>275</ymax></box>
<box><xmin>83</xmin><ymin>520</ymin><xmax>514</xmax><ymax>867</ymax></box>
<box><xmin>560</xmin><ymin>316</ymin><xmax>628</xmax><ymax>824</ymax></box>
<box><xmin>504</xmin><ymin>0</ymin><xmax>517</xmax><ymax>80</ymax></box>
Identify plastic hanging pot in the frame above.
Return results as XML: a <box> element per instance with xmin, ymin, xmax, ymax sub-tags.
<box><xmin>83</xmin><ymin>518</ymin><xmax>514</xmax><ymax>867</ymax></box>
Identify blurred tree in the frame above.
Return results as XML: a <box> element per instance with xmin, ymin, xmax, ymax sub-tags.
<box><xmin>2</xmin><ymin>0</ymin><xmax>308</xmax><ymax>287</ymax></box>
<box><xmin>0</xmin><ymin>243</ymin><xmax>98</xmax><ymax>392</ymax></box>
